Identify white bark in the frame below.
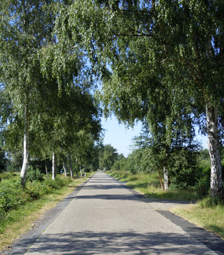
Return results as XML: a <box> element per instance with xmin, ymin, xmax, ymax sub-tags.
<box><xmin>75</xmin><ymin>158</ymin><xmax>79</xmax><ymax>178</ymax></box>
<box><xmin>52</xmin><ymin>152</ymin><xmax>57</xmax><ymax>180</ymax></box>
<box><xmin>80</xmin><ymin>166</ymin><xmax>82</xmax><ymax>177</ymax></box>
<box><xmin>163</xmin><ymin>166</ymin><xmax>169</xmax><ymax>190</ymax></box>
<box><xmin>63</xmin><ymin>162</ymin><xmax>68</xmax><ymax>177</ymax></box>
<box><xmin>206</xmin><ymin>105</ymin><xmax>224</xmax><ymax>198</ymax></box>
<box><xmin>45</xmin><ymin>159</ymin><xmax>49</xmax><ymax>177</ymax></box>
<box><xmin>20</xmin><ymin>102</ymin><xmax>29</xmax><ymax>188</ymax></box>
<box><xmin>69</xmin><ymin>156</ymin><xmax>74</xmax><ymax>179</ymax></box>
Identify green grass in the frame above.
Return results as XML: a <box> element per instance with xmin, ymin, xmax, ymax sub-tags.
<box><xmin>0</xmin><ymin>172</ymin><xmax>20</xmax><ymax>181</ymax></box>
<box><xmin>171</xmin><ymin>202</ymin><xmax>224</xmax><ymax>239</ymax></box>
<box><xmin>108</xmin><ymin>170</ymin><xmax>197</xmax><ymax>201</ymax></box>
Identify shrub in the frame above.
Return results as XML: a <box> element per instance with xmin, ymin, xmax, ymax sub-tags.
<box><xmin>25</xmin><ymin>181</ymin><xmax>43</xmax><ymax>199</ymax></box>
<box><xmin>0</xmin><ymin>174</ymin><xmax>72</xmax><ymax>214</ymax></box>
<box><xmin>43</xmin><ymin>176</ymin><xmax>70</xmax><ymax>190</ymax></box>
<box><xmin>0</xmin><ymin>180</ymin><xmax>27</xmax><ymax>213</ymax></box>
<box><xmin>111</xmin><ymin>161</ymin><xmax>120</xmax><ymax>170</ymax></box>
<box><xmin>26</xmin><ymin>166</ymin><xmax>44</xmax><ymax>182</ymax></box>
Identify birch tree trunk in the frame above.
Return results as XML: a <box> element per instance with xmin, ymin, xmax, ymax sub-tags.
<box><xmin>20</xmin><ymin>100</ymin><xmax>29</xmax><ymax>188</ymax></box>
<box><xmin>63</xmin><ymin>162</ymin><xmax>68</xmax><ymax>177</ymax></box>
<box><xmin>45</xmin><ymin>159</ymin><xmax>49</xmax><ymax>177</ymax></box>
<box><xmin>52</xmin><ymin>152</ymin><xmax>57</xmax><ymax>180</ymax></box>
<box><xmin>80</xmin><ymin>166</ymin><xmax>82</xmax><ymax>177</ymax></box>
<box><xmin>206</xmin><ymin>105</ymin><xmax>224</xmax><ymax>198</ymax></box>
<box><xmin>69</xmin><ymin>156</ymin><xmax>74</xmax><ymax>179</ymax></box>
<box><xmin>163</xmin><ymin>166</ymin><xmax>169</xmax><ymax>191</ymax></box>
<box><xmin>75</xmin><ymin>158</ymin><xmax>79</xmax><ymax>178</ymax></box>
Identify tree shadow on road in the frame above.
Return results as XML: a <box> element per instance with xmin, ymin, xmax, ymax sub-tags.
<box><xmin>25</xmin><ymin>231</ymin><xmax>219</xmax><ymax>255</ymax></box>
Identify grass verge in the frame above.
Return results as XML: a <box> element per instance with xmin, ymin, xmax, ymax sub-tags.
<box><xmin>0</xmin><ymin>173</ymin><xmax>93</xmax><ymax>252</ymax></box>
<box><xmin>171</xmin><ymin>202</ymin><xmax>224</xmax><ymax>239</ymax></box>
<box><xmin>108</xmin><ymin>170</ymin><xmax>224</xmax><ymax>239</ymax></box>
<box><xmin>108</xmin><ymin>170</ymin><xmax>197</xmax><ymax>201</ymax></box>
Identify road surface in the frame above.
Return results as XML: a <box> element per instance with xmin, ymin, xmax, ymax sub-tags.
<box><xmin>25</xmin><ymin>171</ymin><xmax>218</xmax><ymax>255</ymax></box>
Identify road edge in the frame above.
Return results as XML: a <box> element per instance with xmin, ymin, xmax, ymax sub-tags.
<box><xmin>107</xmin><ymin>172</ymin><xmax>224</xmax><ymax>255</ymax></box>
<box><xmin>0</xmin><ymin>174</ymin><xmax>95</xmax><ymax>255</ymax></box>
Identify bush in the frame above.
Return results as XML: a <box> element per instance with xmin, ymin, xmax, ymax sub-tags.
<box><xmin>0</xmin><ymin>180</ymin><xmax>28</xmax><ymax>213</ymax></box>
<box><xmin>43</xmin><ymin>176</ymin><xmax>70</xmax><ymax>190</ymax></box>
<box><xmin>25</xmin><ymin>181</ymin><xmax>44</xmax><ymax>199</ymax></box>
<box><xmin>111</xmin><ymin>161</ymin><xmax>120</xmax><ymax>170</ymax></box>
<box><xmin>26</xmin><ymin>166</ymin><xmax>44</xmax><ymax>182</ymax></box>
<box><xmin>0</xmin><ymin>174</ymin><xmax>72</xmax><ymax>214</ymax></box>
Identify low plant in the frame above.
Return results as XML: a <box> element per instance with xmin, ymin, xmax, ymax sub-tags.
<box><xmin>198</xmin><ymin>197</ymin><xmax>224</xmax><ymax>208</ymax></box>
<box><xmin>0</xmin><ymin>180</ymin><xmax>28</xmax><ymax>214</ymax></box>
<box><xmin>0</xmin><ymin>173</ymin><xmax>72</xmax><ymax>216</ymax></box>
<box><xmin>108</xmin><ymin>170</ymin><xmax>197</xmax><ymax>201</ymax></box>
<box><xmin>26</xmin><ymin>166</ymin><xmax>44</xmax><ymax>182</ymax></box>
<box><xmin>171</xmin><ymin>200</ymin><xmax>224</xmax><ymax>239</ymax></box>
<box><xmin>0</xmin><ymin>173</ymin><xmax>93</xmax><ymax>251</ymax></box>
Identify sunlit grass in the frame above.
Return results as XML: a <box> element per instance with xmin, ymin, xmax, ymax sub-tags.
<box><xmin>0</xmin><ymin>173</ymin><xmax>93</xmax><ymax>252</ymax></box>
<box><xmin>108</xmin><ymin>170</ymin><xmax>197</xmax><ymax>201</ymax></box>
<box><xmin>171</xmin><ymin>202</ymin><xmax>224</xmax><ymax>239</ymax></box>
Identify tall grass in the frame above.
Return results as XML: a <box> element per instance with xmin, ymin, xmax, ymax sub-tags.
<box><xmin>171</xmin><ymin>200</ymin><xmax>224</xmax><ymax>239</ymax></box>
<box><xmin>108</xmin><ymin>170</ymin><xmax>197</xmax><ymax>201</ymax></box>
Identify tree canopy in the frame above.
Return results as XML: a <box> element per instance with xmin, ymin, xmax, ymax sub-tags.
<box><xmin>52</xmin><ymin>0</ymin><xmax>224</xmax><ymax>198</ymax></box>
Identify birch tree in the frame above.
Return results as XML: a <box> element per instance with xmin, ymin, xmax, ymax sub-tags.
<box><xmin>0</xmin><ymin>0</ymin><xmax>57</xmax><ymax>186</ymax></box>
<box><xmin>0</xmin><ymin>0</ymin><xmax>102</xmax><ymax>185</ymax></box>
<box><xmin>53</xmin><ymin>0</ymin><xmax>224</xmax><ymax>198</ymax></box>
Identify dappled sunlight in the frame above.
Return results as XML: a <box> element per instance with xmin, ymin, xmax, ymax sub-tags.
<box><xmin>26</xmin><ymin>231</ymin><xmax>214</xmax><ymax>255</ymax></box>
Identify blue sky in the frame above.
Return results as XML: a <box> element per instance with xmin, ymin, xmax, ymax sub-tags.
<box><xmin>102</xmin><ymin>115</ymin><xmax>208</xmax><ymax>157</ymax></box>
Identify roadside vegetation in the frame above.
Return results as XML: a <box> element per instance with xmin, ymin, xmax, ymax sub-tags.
<box><xmin>108</xmin><ymin>170</ymin><xmax>198</xmax><ymax>201</ymax></box>
<box><xmin>171</xmin><ymin>201</ymin><xmax>224</xmax><ymax>239</ymax></box>
<box><xmin>0</xmin><ymin>172</ymin><xmax>93</xmax><ymax>252</ymax></box>
<box><xmin>1</xmin><ymin>0</ymin><xmax>224</xmax><ymax>249</ymax></box>
<box><xmin>108</xmin><ymin>169</ymin><xmax>224</xmax><ymax>239</ymax></box>
<box><xmin>107</xmin><ymin>148</ymin><xmax>224</xmax><ymax>239</ymax></box>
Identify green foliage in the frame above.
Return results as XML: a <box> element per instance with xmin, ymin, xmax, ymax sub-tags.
<box><xmin>128</xmin><ymin>126</ymin><xmax>200</xmax><ymax>188</ymax></box>
<box><xmin>199</xmin><ymin>149</ymin><xmax>210</xmax><ymax>161</ymax></box>
<box><xmin>111</xmin><ymin>161</ymin><xmax>120</xmax><ymax>170</ymax></box>
<box><xmin>0</xmin><ymin>172</ymin><xmax>17</xmax><ymax>181</ymax></box>
<box><xmin>6</xmin><ymin>151</ymin><xmax>23</xmax><ymax>172</ymax></box>
<box><xmin>99</xmin><ymin>144</ymin><xmax>118</xmax><ymax>170</ymax></box>
<box><xmin>54</xmin><ymin>0</ymin><xmax>224</xmax><ymax>197</ymax></box>
<box><xmin>197</xmin><ymin>159</ymin><xmax>211</xmax><ymax>183</ymax></box>
<box><xmin>0</xmin><ymin>180</ymin><xmax>27</xmax><ymax>215</ymax></box>
<box><xmin>199</xmin><ymin>197</ymin><xmax>224</xmax><ymax>208</ymax></box>
<box><xmin>195</xmin><ymin>182</ymin><xmax>210</xmax><ymax>198</ymax></box>
<box><xmin>0</xmin><ymin>148</ymin><xmax>7</xmax><ymax>173</ymax></box>
<box><xmin>111</xmin><ymin>156</ymin><xmax>131</xmax><ymax>171</ymax></box>
<box><xmin>169</xmin><ymin>147</ymin><xmax>200</xmax><ymax>188</ymax></box>
<box><xmin>108</xmin><ymin>170</ymin><xmax>197</xmax><ymax>201</ymax></box>
<box><xmin>26</xmin><ymin>166</ymin><xmax>44</xmax><ymax>182</ymax></box>
<box><xmin>0</xmin><ymin>174</ymin><xmax>71</xmax><ymax>215</ymax></box>
<box><xmin>43</xmin><ymin>176</ymin><xmax>70</xmax><ymax>190</ymax></box>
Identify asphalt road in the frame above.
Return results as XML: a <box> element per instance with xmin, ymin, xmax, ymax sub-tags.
<box><xmin>24</xmin><ymin>171</ymin><xmax>220</xmax><ymax>255</ymax></box>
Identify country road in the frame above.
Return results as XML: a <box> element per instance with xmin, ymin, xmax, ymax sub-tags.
<box><xmin>21</xmin><ymin>171</ymin><xmax>221</xmax><ymax>254</ymax></box>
